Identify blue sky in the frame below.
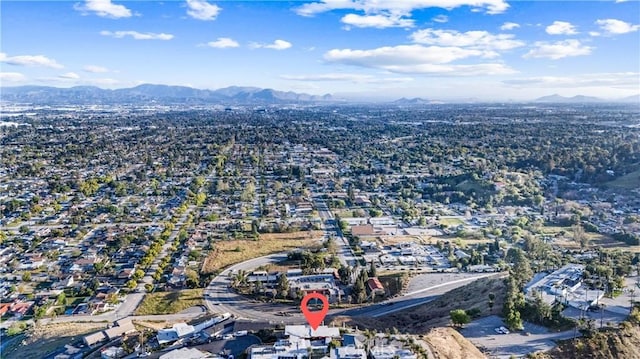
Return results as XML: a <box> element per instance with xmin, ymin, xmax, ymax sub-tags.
<box><xmin>1</xmin><ymin>0</ymin><xmax>639</xmax><ymax>100</ymax></box>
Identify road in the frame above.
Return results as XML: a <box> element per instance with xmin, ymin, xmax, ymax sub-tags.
<box><xmin>313</xmin><ymin>197</ymin><xmax>358</xmax><ymax>268</ymax></box>
<box><xmin>41</xmin><ymin>292</ymin><xmax>146</xmax><ymax>324</ymax></box>
<box><xmin>336</xmin><ymin>272</ymin><xmax>505</xmax><ymax>318</ymax></box>
<box><xmin>204</xmin><ymin>254</ymin><xmax>306</xmax><ymax>324</ymax></box>
<box><xmin>461</xmin><ymin>315</ymin><xmax>576</xmax><ymax>359</ymax></box>
<box><xmin>204</xmin><ymin>252</ymin><xmax>505</xmax><ymax>323</ymax></box>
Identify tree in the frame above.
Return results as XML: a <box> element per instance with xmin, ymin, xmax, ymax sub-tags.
<box><xmin>185</xmin><ymin>269</ymin><xmax>200</xmax><ymax>288</ymax></box>
<box><xmin>488</xmin><ymin>292</ymin><xmax>496</xmax><ymax>313</ymax></box>
<box><xmin>369</xmin><ymin>261</ymin><xmax>377</xmax><ymax>278</ymax></box>
<box><xmin>22</xmin><ymin>271</ymin><xmax>31</xmax><ymax>282</ymax></box>
<box><xmin>93</xmin><ymin>262</ymin><xmax>105</xmax><ymax>274</ymax></box>
<box><xmin>505</xmin><ymin>305</ymin><xmax>524</xmax><ymax>331</ymax></box>
<box><xmin>276</xmin><ymin>274</ymin><xmax>290</xmax><ymax>299</ymax></box>
<box><xmin>56</xmin><ymin>292</ymin><xmax>66</xmax><ymax>306</ymax></box>
<box><xmin>352</xmin><ymin>277</ymin><xmax>366</xmax><ymax>304</ymax></box>
<box><xmin>126</xmin><ymin>279</ymin><xmax>137</xmax><ymax>290</ymax></box>
<box><xmin>573</xmin><ymin>224</ymin><xmax>588</xmax><ymax>249</ymax></box>
<box><xmin>450</xmin><ymin>309</ymin><xmax>470</xmax><ymax>327</ymax></box>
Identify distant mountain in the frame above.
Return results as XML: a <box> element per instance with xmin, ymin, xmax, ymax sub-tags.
<box><xmin>392</xmin><ymin>97</ymin><xmax>433</xmax><ymax>105</ymax></box>
<box><xmin>0</xmin><ymin>84</ymin><xmax>335</xmax><ymax>105</ymax></box>
<box><xmin>619</xmin><ymin>94</ymin><xmax>640</xmax><ymax>103</ymax></box>
<box><xmin>533</xmin><ymin>94</ymin><xmax>640</xmax><ymax>104</ymax></box>
<box><xmin>534</xmin><ymin>94</ymin><xmax>604</xmax><ymax>103</ymax></box>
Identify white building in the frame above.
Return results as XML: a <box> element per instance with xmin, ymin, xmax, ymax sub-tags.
<box><xmin>369</xmin><ymin>346</ymin><xmax>417</xmax><ymax>359</ymax></box>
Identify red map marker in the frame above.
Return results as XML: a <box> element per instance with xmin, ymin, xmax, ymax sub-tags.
<box><xmin>300</xmin><ymin>292</ymin><xmax>329</xmax><ymax>330</ymax></box>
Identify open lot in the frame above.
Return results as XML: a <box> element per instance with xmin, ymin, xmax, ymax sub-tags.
<box><xmin>3</xmin><ymin>322</ymin><xmax>108</xmax><ymax>359</ymax></box>
<box><xmin>439</xmin><ymin>218</ymin><xmax>465</xmax><ymax>227</ymax></box>
<box><xmin>135</xmin><ymin>288</ymin><xmax>204</xmax><ymax>315</ymax></box>
<box><xmin>542</xmin><ymin>226</ymin><xmax>640</xmax><ymax>253</ymax></box>
<box><xmin>460</xmin><ymin>315</ymin><xmax>575</xmax><ymax>359</ymax></box>
<box><xmin>201</xmin><ymin>231</ymin><xmax>322</xmax><ymax>274</ymax></box>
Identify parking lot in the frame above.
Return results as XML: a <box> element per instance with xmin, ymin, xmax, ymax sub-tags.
<box><xmin>460</xmin><ymin>315</ymin><xmax>575</xmax><ymax>358</ymax></box>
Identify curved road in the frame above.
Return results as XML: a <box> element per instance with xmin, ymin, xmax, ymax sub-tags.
<box><xmin>204</xmin><ymin>252</ymin><xmax>506</xmax><ymax>323</ymax></box>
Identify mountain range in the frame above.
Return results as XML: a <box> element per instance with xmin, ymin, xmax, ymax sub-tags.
<box><xmin>533</xmin><ymin>94</ymin><xmax>640</xmax><ymax>103</ymax></box>
<box><xmin>0</xmin><ymin>84</ymin><xmax>335</xmax><ymax>105</ymax></box>
<box><xmin>1</xmin><ymin>84</ymin><xmax>638</xmax><ymax>105</ymax></box>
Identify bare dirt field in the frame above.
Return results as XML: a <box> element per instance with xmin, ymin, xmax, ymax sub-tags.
<box><xmin>201</xmin><ymin>231</ymin><xmax>323</xmax><ymax>274</ymax></box>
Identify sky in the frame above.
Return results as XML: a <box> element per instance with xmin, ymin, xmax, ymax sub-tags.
<box><xmin>0</xmin><ymin>0</ymin><xmax>639</xmax><ymax>101</ymax></box>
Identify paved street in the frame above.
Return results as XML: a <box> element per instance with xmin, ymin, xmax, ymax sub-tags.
<box><xmin>461</xmin><ymin>315</ymin><xmax>576</xmax><ymax>359</ymax></box>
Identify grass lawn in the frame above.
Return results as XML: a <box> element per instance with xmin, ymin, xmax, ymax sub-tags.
<box><xmin>439</xmin><ymin>218</ymin><xmax>464</xmax><ymax>227</ymax></box>
<box><xmin>201</xmin><ymin>231</ymin><xmax>323</xmax><ymax>274</ymax></box>
<box><xmin>135</xmin><ymin>289</ymin><xmax>203</xmax><ymax>315</ymax></box>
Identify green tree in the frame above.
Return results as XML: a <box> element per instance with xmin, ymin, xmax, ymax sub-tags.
<box><xmin>488</xmin><ymin>292</ymin><xmax>495</xmax><ymax>313</ymax></box>
<box><xmin>277</xmin><ymin>274</ymin><xmax>290</xmax><ymax>299</ymax></box>
<box><xmin>369</xmin><ymin>261</ymin><xmax>377</xmax><ymax>278</ymax></box>
<box><xmin>185</xmin><ymin>269</ymin><xmax>200</xmax><ymax>288</ymax></box>
<box><xmin>56</xmin><ymin>292</ymin><xmax>66</xmax><ymax>306</ymax></box>
<box><xmin>22</xmin><ymin>271</ymin><xmax>31</xmax><ymax>282</ymax></box>
<box><xmin>450</xmin><ymin>309</ymin><xmax>471</xmax><ymax>327</ymax></box>
<box><xmin>126</xmin><ymin>279</ymin><xmax>137</xmax><ymax>290</ymax></box>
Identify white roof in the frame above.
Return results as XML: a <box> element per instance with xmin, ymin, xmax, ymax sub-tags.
<box><xmin>159</xmin><ymin>347</ymin><xmax>213</xmax><ymax>359</ymax></box>
<box><xmin>285</xmin><ymin>325</ymin><xmax>340</xmax><ymax>339</ymax></box>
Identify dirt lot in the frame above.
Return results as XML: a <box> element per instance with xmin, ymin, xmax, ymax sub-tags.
<box><xmin>201</xmin><ymin>231</ymin><xmax>323</xmax><ymax>274</ymax></box>
<box><xmin>4</xmin><ymin>322</ymin><xmax>108</xmax><ymax>359</ymax></box>
<box><xmin>424</xmin><ymin>327</ymin><xmax>485</xmax><ymax>359</ymax></box>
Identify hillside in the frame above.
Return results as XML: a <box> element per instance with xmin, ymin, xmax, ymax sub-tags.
<box><xmin>342</xmin><ymin>277</ymin><xmax>506</xmax><ymax>333</ymax></box>
<box><xmin>423</xmin><ymin>327</ymin><xmax>486</xmax><ymax>359</ymax></box>
<box><xmin>530</xmin><ymin>322</ymin><xmax>640</xmax><ymax>359</ymax></box>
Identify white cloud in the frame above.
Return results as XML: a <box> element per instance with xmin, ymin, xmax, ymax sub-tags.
<box><xmin>295</xmin><ymin>0</ymin><xmax>509</xmax><ymax>17</ymax></box>
<box><xmin>410</xmin><ymin>29</ymin><xmax>525</xmax><ymax>51</ymax></box>
<box><xmin>281</xmin><ymin>73</ymin><xmax>414</xmax><ymax>83</ymax></box>
<box><xmin>206</xmin><ymin>37</ymin><xmax>240</xmax><ymax>48</ymax></box>
<box><xmin>250</xmin><ymin>39</ymin><xmax>292</xmax><ymax>50</ymax></box>
<box><xmin>595</xmin><ymin>19</ymin><xmax>640</xmax><ymax>34</ymax></box>
<box><xmin>432</xmin><ymin>15</ymin><xmax>449</xmax><ymax>23</ymax></box>
<box><xmin>100</xmin><ymin>30</ymin><xmax>174</xmax><ymax>40</ymax></box>
<box><xmin>0</xmin><ymin>52</ymin><xmax>63</xmax><ymax>68</ymax></box>
<box><xmin>589</xmin><ymin>31</ymin><xmax>601</xmax><ymax>37</ymax></box>
<box><xmin>524</xmin><ymin>39</ymin><xmax>592</xmax><ymax>60</ymax></box>
<box><xmin>186</xmin><ymin>0</ymin><xmax>221</xmax><ymax>21</ymax></box>
<box><xmin>74</xmin><ymin>0</ymin><xmax>132</xmax><ymax>18</ymax></box>
<box><xmin>503</xmin><ymin>72</ymin><xmax>640</xmax><ymax>89</ymax></box>
<box><xmin>59</xmin><ymin>72</ymin><xmax>80</xmax><ymax>79</ymax></box>
<box><xmin>0</xmin><ymin>72</ymin><xmax>26</xmax><ymax>82</ymax></box>
<box><xmin>83</xmin><ymin>65</ymin><xmax>109</xmax><ymax>73</ymax></box>
<box><xmin>341</xmin><ymin>13</ymin><xmax>414</xmax><ymax>28</ymax></box>
<box><xmin>500</xmin><ymin>22</ymin><xmax>520</xmax><ymax>31</ymax></box>
<box><xmin>545</xmin><ymin>21</ymin><xmax>578</xmax><ymax>35</ymax></box>
<box><xmin>323</xmin><ymin>44</ymin><xmax>516</xmax><ymax>75</ymax></box>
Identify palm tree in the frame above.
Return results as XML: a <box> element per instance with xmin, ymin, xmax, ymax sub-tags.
<box><xmin>230</xmin><ymin>270</ymin><xmax>248</xmax><ymax>288</ymax></box>
<box><xmin>363</xmin><ymin>329</ymin><xmax>376</xmax><ymax>353</ymax></box>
